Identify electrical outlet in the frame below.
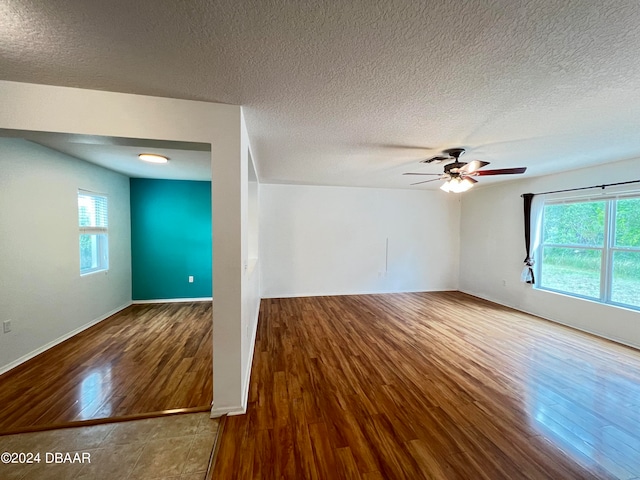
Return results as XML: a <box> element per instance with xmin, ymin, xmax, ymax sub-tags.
<box><xmin>3</xmin><ymin>320</ymin><xmax>11</xmax><ymax>333</ymax></box>
<box><xmin>188</xmin><ymin>276</ymin><xmax>194</xmax><ymax>283</ymax></box>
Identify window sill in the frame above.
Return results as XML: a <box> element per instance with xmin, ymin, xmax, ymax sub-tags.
<box><xmin>534</xmin><ymin>285</ymin><xmax>640</xmax><ymax>313</ymax></box>
<box><xmin>81</xmin><ymin>269</ymin><xmax>109</xmax><ymax>277</ymax></box>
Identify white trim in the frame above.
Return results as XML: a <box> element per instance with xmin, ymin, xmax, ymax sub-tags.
<box><xmin>536</xmin><ymin>195</ymin><xmax>640</xmax><ymax>311</ymax></box>
<box><xmin>458</xmin><ymin>288</ymin><xmax>640</xmax><ymax>351</ymax></box>
<box><xmin>210</xmin><ymin>297</ymin><xmax>261</xmax><ymax>418</ymax></box>
<box><xmin>210</xmin><ymin>404</ymin><xmax>246</xmax><ymax>418</ymax></box>
<box><xmin>132</xmin><ymin>297</ymin><xmax>213</xmax><ymax>304</ymax></box>
<box><xmin>0</xmin><ymin>301</ymin><xmax>132</xmax><ymax>375</ymax></box>
<box><xmin>261</xmin><ymin>287</ymin><xmax>458</xmax><ymax>299</ymax></box>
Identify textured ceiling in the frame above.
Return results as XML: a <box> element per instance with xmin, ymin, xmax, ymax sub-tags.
<box><xmin>0</xmin><ymin>130</ymin><xmax>212</xmax><ymax>180</ymax></box>
<box><xmin>2</xmin><ymin>0</ymin><xmax>640</xmax><ymax>188</ymax></box>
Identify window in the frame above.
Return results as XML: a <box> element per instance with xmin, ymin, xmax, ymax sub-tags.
<box><xmin>78</xmin><ymin>190</ymin><xmax>108</xmax><ymax>274</ymax></box>
<box><xmin>537</xmin><ymin>194</ymin><xmax>640</xmax><ymax>310</ymax></box>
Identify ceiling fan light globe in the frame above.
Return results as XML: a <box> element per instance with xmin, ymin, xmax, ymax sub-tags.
<box><xmin>449</xmin><ymin>179</ymin><xmax>466</xmax><ymax>193</ymax></box>
<box><xmin>457</xmin><ymin>178</ymin><xmax>475</xmax><ymax>192</ymax></box>
<box><xmin>441</xmin><ymin>177</ymin><xmax>474</xmax><ymax>193</ymax></box>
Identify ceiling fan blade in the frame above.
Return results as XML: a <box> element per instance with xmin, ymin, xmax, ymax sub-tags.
<box><xmin>410</xmin><ymin>178</ymin><xmax>444</xmax><ymax>186</ymax></box>
<box><xmin>420</xmin><ymin>155</ymin><xmax>449</xmax><ymax>164</ymax></box>
<box><xmin>402</xmin><ymin>172</ymin><xmax>443</xmax><ymax>176</ymax></box>
<box><xmin>374</xmin><ymin>143</ymin><xmax>439</xmax><ymax>151</ymax></box>
<box><xmin>472</xmin><ymin>167</ymin><xmax>527</xmax><ymax>176</ymax></box>
<box><xmin>459</xmin><ymin>160</ymin><xmax>490</xmax><ymax>174</ymax></box>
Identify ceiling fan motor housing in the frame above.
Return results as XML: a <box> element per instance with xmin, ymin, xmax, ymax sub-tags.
<box><xmin>442</xmin><ymin>148</ymin><xmax>465</xmax><ymax>159</ymax></box>
<box><xmin>444</xmin><ymin>162</ymin><xmax>467</xmax><ymax>175</ymax></box>
<box><xmin>420</xmin><ymin>155</ymin><xmax>448</xmax><ymax>164</ymax></box>
<box><xmin>421</xmin><ymin>147</ymin><xmax>466</xmax><ymax>165</ymax></box>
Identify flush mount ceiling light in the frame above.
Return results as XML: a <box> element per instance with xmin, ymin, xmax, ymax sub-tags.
<box><xmin>138</xmin><ymin>153</ymin><xmax>169</xmax><ymax>164</ymax></box>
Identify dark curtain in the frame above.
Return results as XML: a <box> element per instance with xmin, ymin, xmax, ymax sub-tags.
<box><xmin>522</xmin><ymin>193</ymin><xmax>535</xmax><ymax>284</ymax></box>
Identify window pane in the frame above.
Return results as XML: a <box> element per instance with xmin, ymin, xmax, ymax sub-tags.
<box><xmin>80</xmin><ymin>234</ymin><xmax>108</xmax><ymax>273</ymax></box>
<box><xmin>78</xmin><ymin>193</ymin><xmax>108</xmax><ymax>228</ymax></box>
<box><xmin>80</xmin><ymin>234</ymin><xmax>98</xmax><ymax>271</ymax></box>
<box><xmin>611</xmin><ymin>251</ymin><xmax>640</xmax><ymax>308</ymax></box>
<box><xmin>540</xmin><ymin>247</ymin><xmax>601</xmax><ymax>298</ymax></box>
<box><xmin>543</xmin><ymin>202</ymin><xmax>605</xmax><ymax>246</ymax></box>
<box><xmin>615</xmin><ymin>198</ymin><xmax>640</xmax><ymax>248</ymax></box>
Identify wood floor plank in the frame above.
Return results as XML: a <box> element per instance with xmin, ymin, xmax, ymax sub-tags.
<box><xmin>335</xmin><ymin>447</ymin><xmax>363</xmax><ymax>480</ymax></box>
<box><xmin>406</xmin><ymin>439</ymin><xmax>461</xmax><ymax>480</ymax></box>
<box><xmin>214</xmin><ymin>291</ymin><xmax>640</xmax><ymax>479</ymax></box>
<box><xmin>0</xmin><ymin>302</ymin><xmax>212</xmax><ymax>433</ymax></box>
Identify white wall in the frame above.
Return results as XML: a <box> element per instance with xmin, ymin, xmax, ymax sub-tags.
<box><xmin>260</xmin><ymin>184</ymin><xmax>460</xmax><ymax>298</ymax></box>
<box><xmin>460</xmin><ymin>156</ymin><xmax>640</xmax><ymax>348</ymax></box>
<box><xmin>0</xmin><ymin>138</ymin><xmax>131</xmax><ymax>373</ymax></box>
<box><xmin>248</xmin><ymin>153</ymin><xmax>259</xmax><ymax>261</ymax></box>
<box><xmin>230</xmin><ymin>110</ymin><xmax>261</xmax><ymax>415</ymax></box>
<box><xmin>0</xmin><ymin>80</ymin><xmax>256</xmax><ymax>416</ymax></box>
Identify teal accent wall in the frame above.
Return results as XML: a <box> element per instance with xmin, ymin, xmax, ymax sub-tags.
<box><xmin>130</xmin><ymin>179</ymin><xmax>212</xmax><ymax>300</ymax></box>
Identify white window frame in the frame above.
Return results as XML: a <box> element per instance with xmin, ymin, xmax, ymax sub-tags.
<box><xmin>535</xmin><ymin>191</ymin><xmax>640</xmax><ymax>311</ymax></box>
<box><xmin>78</xmin><ymin>190</ymin><xmax>109</xmax><ymax>275</ymax></box>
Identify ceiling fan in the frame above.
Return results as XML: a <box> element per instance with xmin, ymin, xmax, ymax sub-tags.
<box><xmin>404</xmin><ymin>148</ymin><xmax>526</xmax><ymax>193</ymax></box>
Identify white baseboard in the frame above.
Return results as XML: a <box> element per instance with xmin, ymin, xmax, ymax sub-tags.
<box><xmin>458</xmin><ymin>288</ymin><xmax>640</xmax><ymax>351</ymax></box>
<box><xmin>261</xmin><ymin>287</ymin><xmax>458</xmax><ymax>299</ymax></box>
<box><xmin>210</xmin><ymin>404</ymin><xmax>246</xmax><ymax>418</ymax></box>
<box><xmin>132</xmin><ymin>297</ymin><xmax>213</xmax><ymax>304</ymax></box>
<box><xmin>0</xmin><ymin>301</ymin><xmax>132</xmax><ymax>375</ymax></box>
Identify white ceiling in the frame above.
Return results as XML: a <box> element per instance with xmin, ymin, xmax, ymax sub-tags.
<box><xmin>2</xmin><ymin>0</ymin><xmax>640</xmax><ymax>189</ymax></box>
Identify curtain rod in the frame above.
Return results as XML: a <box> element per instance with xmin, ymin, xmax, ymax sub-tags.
<box><xmin>521</xmin><ymin>179</ymin><xmax>640</xmax><ymax>198</ymax></box>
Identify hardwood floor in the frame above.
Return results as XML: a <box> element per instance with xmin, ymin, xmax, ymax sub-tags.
<box><xmin>214</xmin><ymin>291</ymin><xmax>640</xmax><ymax>479</ymax></box>
<box><xmin>0</xmin><ymin>302</ymin><xmax>213</xmax><ymax>434</ymax></box>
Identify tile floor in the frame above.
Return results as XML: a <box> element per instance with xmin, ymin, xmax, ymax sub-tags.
<box><xmin>0</xmin><ymin>412</ymin><xmax>219</xmax><ymax>480</ymax></box>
